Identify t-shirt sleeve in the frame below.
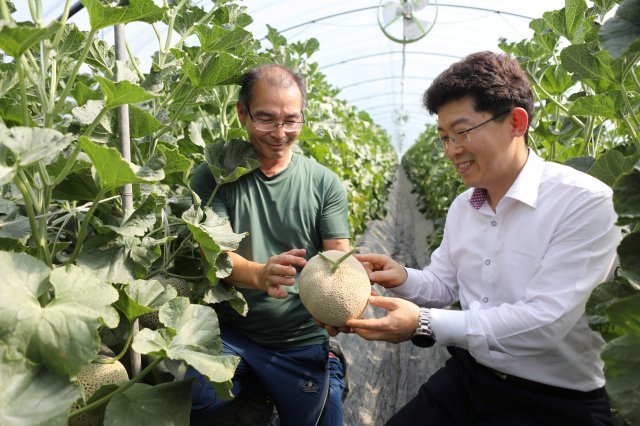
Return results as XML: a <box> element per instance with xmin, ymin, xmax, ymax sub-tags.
<box><xmin>319</xmin><ymin>173</ymin><xmax>350</xmax><ymax>239</ymax></box>
<box><xmin>190</xmin><ymin>162</ymin><xmax>229</xmax><ymax>218</ymax></box>
<box><xmin>191</xmin><ymin>162</ymin><xmax>215</xmax><ymax>206</ymax></box>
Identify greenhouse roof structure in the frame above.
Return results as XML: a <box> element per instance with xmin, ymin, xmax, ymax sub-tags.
<box><xmin>11</xmin><ymin>0</ymin><xmax>565</xmax><ymax>153</ymax></box>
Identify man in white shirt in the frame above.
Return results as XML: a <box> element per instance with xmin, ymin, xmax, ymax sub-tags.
<box><xmin>344</xmin><ymin>51</ymin><xmax>621</xmax><ymax>425</ymax></box>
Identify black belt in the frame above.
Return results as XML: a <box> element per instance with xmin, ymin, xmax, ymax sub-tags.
<box><xmin>449</xmin><ymin>347</ymin><xmax>606</xmax><ymax>401</ymax></box>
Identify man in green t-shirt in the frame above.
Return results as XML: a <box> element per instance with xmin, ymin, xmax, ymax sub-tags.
<box><xmin>188</xmin><ymin>64</ymin><xmax>351</xmax><ymax>426</ymax></box>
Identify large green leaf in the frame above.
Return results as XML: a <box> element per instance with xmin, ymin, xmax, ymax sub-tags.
<box><xmin>132</xmin><ymin>298</ymin><xmax>240</xmax><ymax>400</ymax></box>
<box><xmin>542</xmin><ymin>0</ymin><xmax>589</xmax><ymax>43</ymax></box>
<box><xmin>78</xmin><ymin>136</ymin><xmax>164</xmax><ymax>190</ymax></box>
<box><xmin>195</xmin><ymin>23</ymin><xmax>254</xmax><ymax>52</ymax></box>
<box><xmin>95</xmin><ymin>76</ymin><xmax>160</xmax><ymax>109</ymax></box>
<box><xmin>203</xmin><ymin>138</ymin><xmax>260</xmax><ymax>187</ymax></box>
<box><xmin>128</xmin><ymin>105</ymin><xmax>164</xmax><ymax>138</ymax></box>
<box><xmin>0</xmin><ymin>357</ymin><xmax>81</xmax><ymax>426</ymax></box>
<box><xmin>183</xmin><ymin>207</ymin><xmax>246</xmax><ymax>283</ymax></box>
<box><xmin>104</xmin><ymin>380</ymin><xmax>192</xmax><ymax>426</ymax></box>
<box><xmin>81</xmin><ymin>0</ymin><xmax>165</xmax><ymax>31</ymax></box>
<box><xmin>613</xmin><ymin>162</ymin><xmax>640</xmax><ymax>222</ymax></box>
<box><xmin>77</xmin><ymin>234</ymin><xmax>136</xmax><ymax>284</ymax></box>
<box><xmin>0</xmin><ymin>253</ymin><xmax>119</xmax><ymax>376</ymax></box>
<box><xmin>202</xmin><ymin>282</ymin><xmax>248</xmax><ymax>317</ymax></box>
<box><xmin>617</xmin><ymin>232</ymin><xmax>640</xmax><ymax>286</ymax></box>
<box><xmin>602</xmin><ymin>333</ymin><xmax>640</xmax><ymax>423</ymax></box>
<box><xmin>1</xmin><ymin>125</ymin><xmax>72</xmax><ymax>167</ymax></box>
<box><xmin>0</xmin><ymin>21</ymin><xmax>60</xmax><ymax>58</ymax></box>
<box><xmin>568</xmin><ymin>95</ymin><xmax>618</xmax><ymax>120</ymax></box>
<box><xmin>33</xmin><ymin>265</ymin><xmax>119</xmax><ymax>376</ymax></box>
<box><xmin>588</xmin><ymin>150</ymin><xmax>640</xmax><ymax>187</ymax></box>
<box><xmin>198</xmin><ymin>52</ymin><xmax>247</xmax><ymax>88</ymax></box>
<box><xmin>0</xmin><ymin>252</ymin><xmax>50</xmax><ymax>359</ymax></box>
<box><xmin>115</xmin><ymin>279</ymin><xmax>176</xmax><ymax>322</ymax></box>
<box><xmin>560</xmin><ymin>43</ymin><xmax>615</xmax><ymax>92</ymax></box>
<box><xmin>600</xmin><ymin>0</ymin><xmax>640</xmax><ymax>59</ymax></box>
<box><xmin>99</xmin><ymin>194</ymin><xmax>163</xmax><ymax>237</ymax></box>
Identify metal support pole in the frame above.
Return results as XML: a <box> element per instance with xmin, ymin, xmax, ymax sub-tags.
<box><xmin>114</xmin><ymin>23</ymin><xmax>140</xmax><ymax>377</ymax></box>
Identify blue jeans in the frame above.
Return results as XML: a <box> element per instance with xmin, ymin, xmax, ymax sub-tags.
<box><xmin>187</xmin><ymin>326</ymin><xmax>345</xmax><ymax>426</ymax></box>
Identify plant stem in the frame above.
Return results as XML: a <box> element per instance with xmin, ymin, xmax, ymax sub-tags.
<box><xmin>318</xmin><ymin>248</ymin><xmax>357</xmax><ymax>273</ymax></box>
<box><xmin>68</xmin><ymin>357</ymin><xmax>163</xmax><ymax>419</ymax></box>
<box><xmin>15</xmin><ymin>169</ymin><xmax>52</xmax><ymax>266</ymax></box>
<box><xmin>17</xmin><ymin>57</ymin><xmax>29</xmax><ymax>126</ymax></box>
<box><xmin>65</xmin><ymin>189</ymin><xmax>107</xmax><ymax>265</ymax></box>
<box><xmin>53</xmin><ymin>29</ymin><xmax>97</xmax><ymax>116</ymax></box>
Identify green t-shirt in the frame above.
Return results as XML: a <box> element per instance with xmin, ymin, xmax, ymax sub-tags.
<box><xmin>191</xmin><ymin>153</ymin><xmax>350</xmax><ymax>347</ymax></box>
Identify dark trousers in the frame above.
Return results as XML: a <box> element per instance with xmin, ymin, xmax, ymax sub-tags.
<box><xmin>386</xmin><ymin>347</ymin><xmax>612</xmax><ymax>426</ymax></box>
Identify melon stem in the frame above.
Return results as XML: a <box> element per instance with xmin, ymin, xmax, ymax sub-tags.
<box><xmin>318</xmin><ymin>248</ymin><xmax>357</xmax><ymax>273</ymax></box>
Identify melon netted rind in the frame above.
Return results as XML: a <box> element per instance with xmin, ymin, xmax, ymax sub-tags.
<box><xmin>69</xmin><ymin>360</ymin><xmax>129</xmax><ymax>426</ymax></box>
<box><xmin>298</xmin><ymin>250</ymin><xmax>371</xmax><ymax>327</ymax></box>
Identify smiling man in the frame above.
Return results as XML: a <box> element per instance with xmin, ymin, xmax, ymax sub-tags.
<box><xmin>188</xmin><ymin>64</ymin><xmax>350</xmax><ymax>426</ymax></box>
<box><xmin>342</xmin><ymin>52</ymin><xmax>621</xmax><ymax>425</ymax></box>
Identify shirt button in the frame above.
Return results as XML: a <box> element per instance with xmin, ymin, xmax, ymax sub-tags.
<box><xmin>482</xmin><ymin>297</ymin><xmax>489</xmax><ymax>303</ymax></box>
<box><xmin>491</xmin><ymin>220</ymin><xmax>497</xmax><ymax>226</ymax></box>
<box><xmin>485</xmin><ymin>259</ymin><xmax>491</xmax><ymax>265</ymax></box>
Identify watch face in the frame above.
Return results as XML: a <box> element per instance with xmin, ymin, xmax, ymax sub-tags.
<box><xmin>411</xmin><ymin>333</ymin><xmax>436</xmax><ymax>348</ymax></box>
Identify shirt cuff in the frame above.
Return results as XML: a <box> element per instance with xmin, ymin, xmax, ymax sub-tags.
<box><xmin>387</xmin><ymin>267</ymin><xmax>423</xmax><ymax>299</ymax></box>
<box><xmin>430</xmin><ymin>308</ymin><xmax>467</xmax><ymax>348</ymax></box>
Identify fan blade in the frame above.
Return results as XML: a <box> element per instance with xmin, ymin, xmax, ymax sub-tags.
<box><xmin>403</xmin><ymin>17</ymin><xmax>430</xmax><ymax>40</ymax></box>
<box><xmin>382</xmin><ymin>2</ymin><xmax>403</xmax><ymax>26</ymax></box>
<box><xmin>411</xmin><ymin>0</ymin><xmax>430</xmax><ymax>11</ymax></box>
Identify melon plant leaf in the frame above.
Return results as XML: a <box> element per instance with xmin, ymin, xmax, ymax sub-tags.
<box><xmin>78</xmin><ymin>136</ymin><xmax>164</xmax><ymax>190</ymax></box>
<box><xmin>115</xmin><ymin>279</ymin><xmax>177</xmax><ymax>321</ymax></box>
<box><xmin>80</xmin><ymin>0</ymin><xmax>165</xmax><ymax>32</ymax></box>
<box><xmin>0</xmin><ymin>357</ymin><xmax>81</xmax><ymax>426</ymax></box>
<box><xmin>0</xmin><ymin>21</ymin><xmax>61</xmax><ymax>58</ymax></box>
<box><xmin>169</xmin><ymin>3</ymin><xmax>208</xmax><ymax>35</ymax></box>
<box><xmin>612</xmin><ymin>163</ymin><xmax>640</xmax><ymax>222</ymax></box>
<box><xmin>72</xmin><ymin>99</ymin><xmax>105</xmax><ymax>126</ymax></box>
<box><xmin>617</xmin><ymin>232</ymin><xmax>640</xmax><ymax>286</ymax></box>
<box><xmin>156</xmin><ymin>143</ymin><xmax>192</xmax><ymax>176</ymax></box>
<box><xmin>183</xmin><ymin>207</ymin><xmax>246</xmax><ymax>283</ymax></box>
<box><xmin>95</xmin><ymin>76</ymin><xmax>160</xmax><ymax>109</ymax></box>
<box><xmin>203</xmin><ymin>138</ymin><xmax>260</xmax><ymax>186</ymax></box>
<box><xmin>104</xmin><ymin>380</ymin><xmax>192</xmax><ymax>426</ymax></box>
<box><xmin>195</xmin><ymin>23</ymin><xmax>254</xmax><ymax>52</ymax></box>
<box><xmin>542</xmin><ymin>0</ymin><xmax>588</xmax><ymax>43</ymax></box>
<box><xmin>600</xmin><ymin>0</ymin><xmax>640</xmax><ymax>59</ymax></box>
<box><xmin>99</xmin><ymin>194</ymin><xmax>163</xmax><ymax>237</ymax></box>
<box><xmin>199</xmin><ymin>52</ymin><xmax>248</xmax><ymax>88</ymax></box>
<box><xmin>33</xmin><ymin>265</ymin><xmax>120</xmax><ymax>376</ymax></box>
<box><xmin>1</xmin><ymin>125</ymin><xmax>72</xmax><ymax>167</ymax></box>
<box><xmin>568</xmin><ymin>95</ymin><xmax>618</xmax><ymax>120</ymax></box>
<box><xmin>128</xmin><ymin>105</ymin><xmax>164</xmax><ymax>138</ymax></box>
<box><xmin>560</xmin><ymin>44</ymin><xmax>615</xmax><ymax>92</ymax></box>
<box><xmin>202</xmin><ymin>282</ymin><xmax>248</xmax><ymax>317</ymax></box>
<box><xmin>132</xmin><ymin>298</ymin><xmax>240</xmax><ymax>400</ymax></box>
<box><xmin>588</xmin><ymin>150</ymin><xmax>640</xmax><ymax>187</ymax></box>
<box><xmin>605</xmin><ymin>293</ymin><xmax>640</xmax><ymax>332</ymax></box>
<box><xmin>601</xmin><ymin>333</ymin><xmax>640</xmax><ymax>423</ymax></box>
<box><xmin>0</xmin><ymin>163</ymin><xmax>16</xmax><ymax>185</ymax></box>
<box><xmin>77</xmin><ymin>234</ymin><xmax>136</xmax><ymax>283</ymax></box>
<box><xmin>0</xmin><ymin>252</ymin><xmax>50</xmax><ymax>359</ymax></box>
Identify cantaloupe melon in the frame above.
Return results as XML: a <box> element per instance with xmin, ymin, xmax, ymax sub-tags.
<box><xmin>298</xmin><ymin>250</ymin><xmax>370</xmax><ymax>327</ymax></box>
<box><xmin>69</xmin><ymin>360</ymin><xmax>129</xmax><ymax>426</ymax></box>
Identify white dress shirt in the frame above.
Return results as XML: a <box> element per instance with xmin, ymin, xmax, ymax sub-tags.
<box><xmin>391</xmin><ymin>149</ymin><xmax>621</xmax><ymax>391</ymax></box>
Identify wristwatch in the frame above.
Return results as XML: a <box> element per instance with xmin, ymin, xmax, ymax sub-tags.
<box><xmin>410</xmin><ymin>307</ymin><xmax>436</xmax><ymax>347</ymax></box>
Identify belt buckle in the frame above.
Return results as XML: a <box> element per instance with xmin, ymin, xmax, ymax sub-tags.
<box><xmin>489</xmin><ymin>368</ymin><xmax>507</xmax><ymax>380</ymax></box>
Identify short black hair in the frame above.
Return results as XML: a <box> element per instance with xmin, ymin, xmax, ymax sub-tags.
<box><xmin>237</xmin><ymin>64</ymin><xmax>307</xmax><ymax>110</ymax></box>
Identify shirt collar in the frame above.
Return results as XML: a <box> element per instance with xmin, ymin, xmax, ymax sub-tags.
<box><xmin>468</xmin><ymin>149</ymin><xmax>544</xmax><ymax>210</ymax></box>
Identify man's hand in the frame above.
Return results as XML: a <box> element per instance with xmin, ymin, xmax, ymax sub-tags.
<box><xmin>355</xmin><ymin>253</ymin><xmax>408</xmax><ymax>289</ymax></box>
<box><xmin>259</xmin><ymin>248</ymin><xmax>307</xmax><ymax>298</ymax></box>
<box><xmin>344</xmin><ymin>296</ymin><xmax>420</xmax><ymax>344</ymax></box>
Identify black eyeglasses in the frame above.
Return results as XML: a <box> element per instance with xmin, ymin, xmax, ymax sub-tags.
<box><xmin>433</xmin><ymin>110</ymin><xmax>510</xmax><ymax>151</ymax></box>
<box><xmin>245</xmin><ymin>107</ymin><xmax>305</xmax><ymax>132</ymax></box>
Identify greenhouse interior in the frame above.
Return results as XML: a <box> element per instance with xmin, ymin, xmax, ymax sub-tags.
<box><xmin>1</xmin><ymin>0</ymin><xmax>639</xmax><ymax>425</ymax></box>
